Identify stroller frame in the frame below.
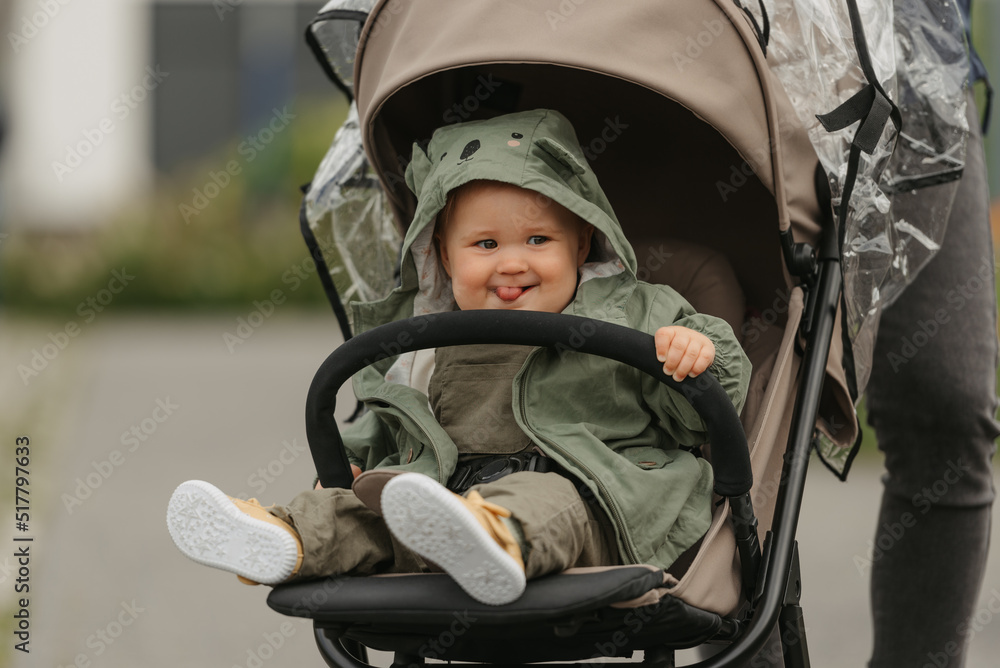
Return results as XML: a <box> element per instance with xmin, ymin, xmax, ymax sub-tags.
<box><xmin>264</xmin><ymin>1</ymin><xmax>870</xmax><ymax>665</ymax></box>
<box><xmin>267</xmin><ymin>218</ymin><xmax>839</xmax><ymax>668</ymax></box>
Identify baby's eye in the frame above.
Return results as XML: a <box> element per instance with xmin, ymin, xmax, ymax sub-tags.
<box><xmin>475</xmin><ymin>239</ymin><xmax>498</xmax><ymax>249</ymax></box>
<box><xmin>527</xmin><ymin>235</ymin><xmax>548</xmax><ymax>245</ymax></box>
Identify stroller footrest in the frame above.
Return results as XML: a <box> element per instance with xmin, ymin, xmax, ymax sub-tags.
<box><xmin>268</xmin><ymin>566</ymin><xmax>668</xmax><ymax>625</ymax></box>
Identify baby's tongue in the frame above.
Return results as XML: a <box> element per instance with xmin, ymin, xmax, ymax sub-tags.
<box><xmin>496</xmin><ymin>286</ymin><xmax>523</xmax><ymax>301</ymax></box>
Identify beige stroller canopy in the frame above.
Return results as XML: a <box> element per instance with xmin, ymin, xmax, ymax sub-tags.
<box><xmin>305</xmin><ymin>0</ymin><xmax>969</xmax><ymax>409</ymax></box>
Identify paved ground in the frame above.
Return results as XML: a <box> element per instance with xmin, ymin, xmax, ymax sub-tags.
<box><xmin>1</xmin><ymin>313</ymin><xmax>997</xmax><ymax>668</ymax></box>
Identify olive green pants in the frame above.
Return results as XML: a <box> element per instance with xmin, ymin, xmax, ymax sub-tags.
<box><xmin>270</xmin><ymin>471</ymin><xmax>619</xmax><ymax>581</ymax></box>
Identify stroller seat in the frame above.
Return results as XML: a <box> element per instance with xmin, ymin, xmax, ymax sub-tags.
<box><xmin>267</xmin><ymin>243</ymin><xmax>748</xmax><ymax>661</ymax></box>
<box><xmin>268</xmin><ymin>566</ymin><xmax>734</xmax><ymax>664</ymax></box>
<box><xmin>267</xmin><ymin>305</ymin><xmax>765</xmax><ymax>667</ymax></box>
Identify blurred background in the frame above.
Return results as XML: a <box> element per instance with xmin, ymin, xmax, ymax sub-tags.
<box><xmin>0</xmin><ymin>1</ymin><xmax>998</xmax><ymax>667</ymax></box>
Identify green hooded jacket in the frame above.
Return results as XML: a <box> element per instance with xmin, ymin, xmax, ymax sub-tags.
<box><xmin>343</xmin><ymin>109</ymin><xmax>751</xmax><ymax>569</ymax></box>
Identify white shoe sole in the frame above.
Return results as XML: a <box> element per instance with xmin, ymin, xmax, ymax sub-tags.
<box><xmin>381</xmin><ymin>473</ymin><xmax>525</xmax><ymax>605</ymax></box>
<box><xmin>166</xmin><ymin>480</ymin><xmax>298</xmax><ymax>585</ymax></box>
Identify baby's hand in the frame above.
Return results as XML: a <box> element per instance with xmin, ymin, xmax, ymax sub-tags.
<box><xmin>654</xmin><ymin>326</ymin><xmax>716</xmax><ymax>382</ymax></box>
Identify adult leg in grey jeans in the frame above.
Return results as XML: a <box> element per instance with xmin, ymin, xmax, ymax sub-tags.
<box><xmin>866</xmin><ymin>95</ymin><xmax>998</xmax><ymax>667</ymax></box>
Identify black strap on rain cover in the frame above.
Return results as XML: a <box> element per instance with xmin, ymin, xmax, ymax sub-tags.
<box><xmin>814</xmin><ymin>0</ymin><xmax>902</xmax><ymax>233</ymax></box>
<box><xmin>305</xmin><ymin>310</ymin><xmax>752</xmax><ymax>497</ymax></box>
<box><xmin>733</xmin><ymin>0</ymin><xmax>770</xmax><ymax>56</ymax></box>
<box><xmin>813</xmin><ymin>0</ymin><xmax>902</xmax><ymax>408</ymax></box>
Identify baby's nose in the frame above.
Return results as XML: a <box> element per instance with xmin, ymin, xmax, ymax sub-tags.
<box><xmin>496</xmin><ymin>252</ymin><xmax>528</xmax><ymax>273</ymax></box>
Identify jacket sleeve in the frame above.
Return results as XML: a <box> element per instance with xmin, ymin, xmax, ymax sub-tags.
<box><xmin>637</xmin><ymin>284</ymin><xmax>752</xmax><ymax>445</ymax></box>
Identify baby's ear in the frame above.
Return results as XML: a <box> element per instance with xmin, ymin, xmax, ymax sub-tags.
<box><xmin>536</xmin><ymin>137</ymin><xmax>587</xmax><ymax>176</ymax></box>
<box><xmin>405</xmin><ymin>143</ymin><xmax>435</xmax><ymax>195</ymax></box>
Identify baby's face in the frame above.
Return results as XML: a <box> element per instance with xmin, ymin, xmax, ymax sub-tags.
<box><xmin>438</xmin><ymin>182</ymin><xmax>593</xmax><ymax>313</ymax></box>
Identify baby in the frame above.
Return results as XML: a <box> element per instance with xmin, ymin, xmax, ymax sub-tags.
<box><xmin>167</xmin><ymin>109</ymin><xmax>750</xmax><ymax>606</ymax></box>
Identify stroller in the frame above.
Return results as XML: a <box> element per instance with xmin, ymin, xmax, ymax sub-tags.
<box><xmin>263</xmin><ymin>0</ymin><xmax>969</xmax><ymax>665</ymax></box>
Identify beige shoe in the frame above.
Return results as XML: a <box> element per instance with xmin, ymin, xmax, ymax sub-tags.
<box><xmin>167</xmin><ymin>480</ymin><xmax>303</xmax><ymax>585</ymax></box>
<box><xmin>381</xmin><ymin>473</ymin><xmax>526</xmax><ymax>605</ymax></box>
<box><xmin>460</xmin><ymin>490</ymin><xmax>525</xmax><ymax>571</ymax></box>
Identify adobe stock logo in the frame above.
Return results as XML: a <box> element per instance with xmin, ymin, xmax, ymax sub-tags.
<box><xmin>51</xmin><ymin>66</ymin><xmax>170</xmax><ymax>182</ymax></box>
<box><xmin>179</xmin><ymin>106</ymin><xmax>296</xmax><ymax>224</ymax></box>
<box><xmin>672</xmin><ymin>14</ymin><xmax>729</xmax><ymax>71</ymax></box>
<box><xmin>7</xmin><ymin>0</ymin><xmax>74</xmax><ymax>53</ymax></box>
<box><xmin>17</xmin><ymin>268</ymin><xmax>136</xmax><ymax>386</ymax></box>
<box><xmin>61</xmin><ymin>397</ymin><xmax>180</xmax><ymax>514</ymax></box>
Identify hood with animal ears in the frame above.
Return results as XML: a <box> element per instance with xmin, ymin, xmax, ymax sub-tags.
<box><xmin>397</xmin><ymin>109</ymin><xmax>637</xmax><ymax>312</ymax></box>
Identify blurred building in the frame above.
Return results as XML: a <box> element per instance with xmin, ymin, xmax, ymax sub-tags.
<box><xmin>1</xmin><ymin>0</ymin><xmax>997</xmax><ymax>231</ymax></box>
<box><xmin>0</xmin><ymin>0</ymin><xmax>338</xmax><ymax>230</ymax></box>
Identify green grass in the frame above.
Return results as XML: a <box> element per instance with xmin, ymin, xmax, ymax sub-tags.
<box><xmin>1</xmin><ymin>96</ymin><xmax>348</xmax><ymax>314</ymax></box>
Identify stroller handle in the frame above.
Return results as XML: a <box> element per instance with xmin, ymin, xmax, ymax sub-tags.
<box><xmin>306</xmin><ymin>310</ymin><xmax>752</xmax><ymax>497</ymax></box>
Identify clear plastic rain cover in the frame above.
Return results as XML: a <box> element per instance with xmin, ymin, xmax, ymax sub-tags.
<box><xmin>766</xmin><ymin>0</ymin><xmax>970</xmax><ymax>399</ymax></box>
<box><xmin>304</xmin><ymin>0</ymin><xmax>401</xmax><ymax>332</ymax></box>
<box><xmin>305</xmin><ymin>101</ymin><xmax>402</xmax><ymax>327</ymax></box>
<box><xmin>309</xmin><ymin>0</ymin><xmax>375</xmax><ymax>93</ymax></box>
